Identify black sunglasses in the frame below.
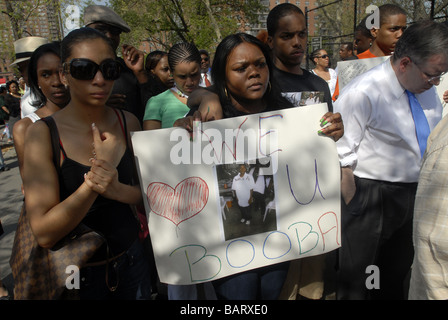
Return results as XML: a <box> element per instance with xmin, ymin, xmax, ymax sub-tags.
<box><xmin>317</xmin><ymin>54</ymin><xmax>329</xmax><ymax>59</ymax></box>
<box><xmin>63</xmin><ymin>58</ymin><xmax>121</xmax><ymax>81</ymax></box>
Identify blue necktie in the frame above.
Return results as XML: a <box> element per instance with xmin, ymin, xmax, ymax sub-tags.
<box><xmin>406</xmin><ymin>90</ymin><xmax>430</xmax><ymax>157</ymax></box>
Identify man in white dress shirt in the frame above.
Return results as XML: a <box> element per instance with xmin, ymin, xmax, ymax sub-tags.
<box><xmin>199</xmin><ymin>50</ymin><xmax>213</xmax><ymax>87</ymax></box>
<box><xmin>334</xmin><ymin>20</ymin><xmax>448</xmax><ymax>300</ymax></box>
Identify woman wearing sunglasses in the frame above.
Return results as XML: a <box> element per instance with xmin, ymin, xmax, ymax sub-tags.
<box><xmin>143</xmin><ymin>42</ymin><xmax>201</xmax><ymax>130</ymax></box>
<box><xmin>22</xmin><ymin>28</ymin><xmax>152</xmax><ymax>299</ymax></box>
<box><xmin>310</xmin><ymin>49</ymin><xmax>337</xmax><ymax>97</ymax></box>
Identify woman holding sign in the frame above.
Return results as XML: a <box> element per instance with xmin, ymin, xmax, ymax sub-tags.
<box><xmin>175</xmin><ymin>33</ymin><xmax>302</xmax><ymax>300</ymax></box>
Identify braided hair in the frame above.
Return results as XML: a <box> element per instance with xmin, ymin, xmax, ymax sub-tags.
<box><xmin>167</xmin><ymin>42</ymin><xmax>201</xmax><ymax>72</ymax></box>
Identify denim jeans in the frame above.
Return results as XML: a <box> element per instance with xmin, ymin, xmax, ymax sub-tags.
<box><xmin>213</xmin><ymin>262</ymin><xmax>290</xmax><ymax>300</ymax></box>
<box><xmin>79</xmin><ymin>240</ymin><xmax>152</xmax><ymax>300</ymax></box>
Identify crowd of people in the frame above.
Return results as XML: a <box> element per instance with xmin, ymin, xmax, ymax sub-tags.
<box><xmin>0</xmin><ymin>2</ymin><xmax>448</xmax><ymax>300</ymax></box>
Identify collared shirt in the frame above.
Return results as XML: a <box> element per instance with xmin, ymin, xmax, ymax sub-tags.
<box><xmin>199</xmin><ymin>71</ymin><xmax>213</xmax><ymax>87</ymax></box>
<box><xmin>334</xmin><ymin>58</ymin><xmax>442</xmax><ymax>183</ymax></box>
<box><xmin>409</xmin><ymin>115</ymin><xmax>448</xmax><ymax>299</ymax></box>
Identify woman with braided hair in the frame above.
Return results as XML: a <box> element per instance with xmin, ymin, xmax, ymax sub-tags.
<box><xmin>143</xmin><ymin>42</ymin><xmax>201</xmax><ymax>130</ymax></box>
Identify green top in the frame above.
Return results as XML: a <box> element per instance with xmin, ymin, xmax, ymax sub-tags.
<box><xmin>143</xmin><ymin>89</ymin><xmax>190</xmax><ymax>128</ymax></box>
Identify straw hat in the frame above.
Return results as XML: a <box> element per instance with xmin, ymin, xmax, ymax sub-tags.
<box><xmin>10</xmin><ymin>36</ymin><xmax>49</xmax><ymax>66</ymax></box>
<box><xmin>84</xmin><ymin>5</ymin><xmax>131</xmax><ymax>33</ymax></box>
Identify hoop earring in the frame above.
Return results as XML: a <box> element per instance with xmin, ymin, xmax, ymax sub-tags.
<box><xmin>224</xmin><ymin>87</ymin><xmax>229</xmax><ymax>99</ymax></box>
<box><xmin>268</xmin><ymin>81</ymin><xmax>272</xmax><ymax>93</ymax></box>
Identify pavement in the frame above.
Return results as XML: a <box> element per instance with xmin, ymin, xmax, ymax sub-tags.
<box><xmin>0</xmin><ymin>129</ymin><xmax>21</xmax><ymax>298</ymax></box>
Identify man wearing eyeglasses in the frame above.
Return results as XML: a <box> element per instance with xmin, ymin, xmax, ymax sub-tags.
<box><xmin>84</xmin><ymin>5</ymin><xmax>151</xmax><ymax>124</ymax></box>
<box><xmin>199</xmin><ymin>50</ymin><xmax>213</xmax><ymax>87</ymax></box>
<box><xmin>334</xmin><ymin>21</ymin><xmax>448</xmax><ymax>300</ymax></box>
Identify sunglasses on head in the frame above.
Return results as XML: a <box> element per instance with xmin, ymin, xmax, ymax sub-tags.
<box><xmin>63</xmin><ymin>58</ymin><xmax>121</xmax><ymax>81</ymax></box>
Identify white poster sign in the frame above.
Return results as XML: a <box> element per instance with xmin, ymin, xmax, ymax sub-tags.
<box><xmin>132</xmin><ymin>104</ymin><xmax>341</xmax><ymax>285</ymax></box>
<box><xmin>435</xmin><ymin>76</ymin><xmax>448</xmax><ymax>117</ymax></box>
<box><xmin>337</xmin><ymin>56</ymin><xmax>389</xmax><ymax>90</ymax></box>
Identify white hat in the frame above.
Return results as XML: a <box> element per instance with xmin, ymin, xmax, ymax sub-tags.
<box><xmin>10</xmin><ymin>36</ymin><xmax>49</xmax><ymax>66</ymax></box>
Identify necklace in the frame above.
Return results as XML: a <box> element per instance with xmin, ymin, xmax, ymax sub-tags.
<box><xmin>170</xmin><ymin>85</ymin><xmax>188</xmax><ymax>99</ymax></box>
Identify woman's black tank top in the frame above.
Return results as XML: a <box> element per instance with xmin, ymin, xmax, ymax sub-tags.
<box><xmin>42</xmin><ymin>109</ymin><xmax>139</xmax><ymax>259</ymax></box>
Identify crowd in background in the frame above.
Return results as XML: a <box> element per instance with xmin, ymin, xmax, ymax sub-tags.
<box><xmin>1</xmin><ymin>2</ymin><xmax>448</xmax><ymax>301</ymax></box>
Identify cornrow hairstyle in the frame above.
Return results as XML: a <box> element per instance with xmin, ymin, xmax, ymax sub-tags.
<box><xmin>28</xmin><ymin>41</ymin><xmax>62</xmax><ymax>108</ymax></box>
<box><xmin>167</xmin><ymin>42</ymin><xmax>201</xmax><ymax>72</ymax></box>
<box><xmin>267</xmin><ymin>3</ymin><xmax>304</xmax><ymax>37</ymax></box>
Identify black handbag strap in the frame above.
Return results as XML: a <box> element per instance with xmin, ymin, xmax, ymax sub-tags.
<box><xmin>40</xmin><ymin>116</ymin><xmax>62</xmax><ymax>176</ymax></box>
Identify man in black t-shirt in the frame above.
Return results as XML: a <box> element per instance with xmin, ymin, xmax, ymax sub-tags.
<box><xmin>273</xmin><ymin>66</ymin><xmax>333</xmax><ymax>112</ymax></box>
<box><xmin>265</xmin><ymin>3</ymin><xmax>339</xmax><ymax>300</ymax></box>
<box><xmin>266</xmin><ymin>4</ymin><xmax>333</xmax><ymax>112</ymax></box>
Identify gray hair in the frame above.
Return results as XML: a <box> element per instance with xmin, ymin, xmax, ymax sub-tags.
<box><xmin>393</xmin><ymin>20</ymin><xmax>448</xmax><ymax>66</ymax></box>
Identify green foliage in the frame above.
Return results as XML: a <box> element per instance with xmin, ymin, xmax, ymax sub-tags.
<box><xmin>110</xmin><ymin>0</ymin><xmax>264</xmax><ymax>54</ymax></box>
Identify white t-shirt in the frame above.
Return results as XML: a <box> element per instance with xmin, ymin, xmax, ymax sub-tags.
<box><xmin>232</xmin><ymin>173</ymin><xmax>255</xmax><ymax>207</ymax></box>
<box><xmin>20</xmin><ymin>86</ymin><xmax>39</xmax><ymax>118</ymax></box>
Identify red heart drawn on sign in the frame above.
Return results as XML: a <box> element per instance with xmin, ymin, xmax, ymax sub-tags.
<box><xmin>146</xmin><ymin>177</ymin><xmax>209</xmax><ymax>226</ymax></box>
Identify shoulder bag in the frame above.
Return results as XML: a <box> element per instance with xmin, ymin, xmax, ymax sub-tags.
<box><xmin>9</xmin><ymin>116</ymin><xmax>105</xmax><ymax>300</ymax></box>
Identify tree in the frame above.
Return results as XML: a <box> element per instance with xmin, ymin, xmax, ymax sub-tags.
<box><xmin>1</xmin><ymin>0</ymin><xmax>64</xmax><ymax>40</ymax></box>
<box><xmin>110</xmin><ymin>0</ymin><xmax>263</xmax><ymax>53</ymax></box>
<box><xmin>316</xmin><ymin>0</ymin><xmax>448</xmax><ymax>42</ymax></box>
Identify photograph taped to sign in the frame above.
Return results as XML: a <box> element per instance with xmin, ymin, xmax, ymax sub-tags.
<box><xmin>131</xmin><ymin>103</ymin><xmax>341</xmax><ymax>285</ymax></box>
